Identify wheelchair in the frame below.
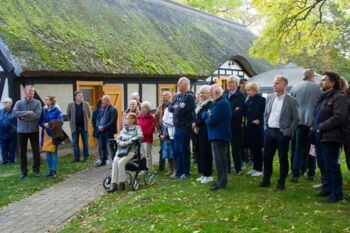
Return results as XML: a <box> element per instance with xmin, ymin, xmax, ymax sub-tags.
<box><xmin>103</xmin><ymin>139</ymin><xmax>156</xmax><ymax>191</ymax></box>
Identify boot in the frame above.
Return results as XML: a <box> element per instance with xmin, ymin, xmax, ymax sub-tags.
<box><xmin>107</xmin><ymin>183</ymin><xmax>118</xmax><ymax>193</ymax></box>
<box><xmin>118</xmin><ymin>182</ymin><xmax>126</xmax><ymax>191</ymax></box>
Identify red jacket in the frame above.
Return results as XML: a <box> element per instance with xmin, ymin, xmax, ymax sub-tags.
<box><xmin>138</xmin><ymin>113</ymin><xmax>156</xmax><ymax>143</ymax></box>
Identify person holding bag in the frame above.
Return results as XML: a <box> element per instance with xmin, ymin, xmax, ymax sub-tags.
<box><xmin>40</xmin><ymin>96</ymin><xmax>64</xmax><ymax>178</ymax></box>
<box><xmin>108</xmin><ymin>113</ymin><xmax>143</xmax><ymax>193</ymax></box>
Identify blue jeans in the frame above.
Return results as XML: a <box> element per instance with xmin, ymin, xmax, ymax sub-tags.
<box><xmin>174</xmin><ymin>128</ymin><xmax>191</xmax><ymax>177</ymax></box>
<box><xmin>0</xmin><ymin>137</ymin><xmax>16</xmax><ymax>163</ymax></box>
<box><xmin>46</xmin><ymin>151</ymin><xmax>58</xmax><ymax>171</ymax></box>
<box><xmin>97</xmin><ymin>133</ymin><xmax>114</xmax><ymax>163</ymax></box>
<box><xmin>72</xmin><ymin>126</ymin><xmax>89</xmax><ymax>161</ymax></box>
<box><xmin>320</xmin><ymin>142</ymin><xmax>342</xmax><ymax>198</ymax></box>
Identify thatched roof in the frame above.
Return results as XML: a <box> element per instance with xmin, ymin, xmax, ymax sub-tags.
<box><xmin>0</xmin><ymin>0</ymin><xmax>272</xmax><ymax>78</ymax></box>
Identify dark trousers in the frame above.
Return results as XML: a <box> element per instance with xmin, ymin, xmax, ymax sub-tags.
<box><xmin>250</xmin><ymin>146</ymin><xmax>263</xmax><ymax>172</ymax></box>
<box><xmin>174</xmin><ymin>128</ymin><xmax>191</xmax><ymax>177</ymax></box>
<box><xmin>211</xmin><ymin>141</ymin><xmax>228</xmax><ymax>187</ymax></box>
<box><xmin>18</xmin><ymin>132</ymin><xmax>40</xmax><ymax>173</ymax></box>
<box><xmin>291</xmin><ymin>125</ymin><xmax>315</xmax><ymax>177</ymax></box>
<box><xmin>320</xmin><ymin>142</ymin><xmax>343</xmax><ymax>198</ymax></box>
<box><xmin>198</xmin><ymin>138</ymin><xmax>213</xmax><ymax>177</ymax></box>
<box><xmin>72</xmin><ymin>126</ymin><xmax>89</xmax><ymax>161</ymax></box>
<box><xmin>98</xmin><ymin>133</ymin><xmax>114</xmax><ymax>163</ymax></box>
<box><xmin>0</xmin><ymin>137</ymin><xmax>17</xmax><ymax>163</ymax></box>
<box><xmin>263</xmin><ymin>129</ymin><xmax>290</xmax><ymax>185</ymax></box>
<box><xmin>228</xmin><ymin>131</ymin><xmax>241</xmax><ymax>173</ymax></box>
<box><xmin>344</xmin><ymin>142</ymin><xmax>350</xmax><ymax>171</ymax></box>
<box><xmin>158</xmin><ymin>146</ymin><xmax>165</xmax><ymax>171</ymax></box>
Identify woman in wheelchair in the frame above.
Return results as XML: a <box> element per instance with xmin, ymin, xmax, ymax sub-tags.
<box><xmin>108</xmin><ymin>112</ymin><xmax>143</xmax><ymax>193</ymax></box>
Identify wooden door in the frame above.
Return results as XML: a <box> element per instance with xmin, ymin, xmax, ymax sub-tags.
<box><xmin>76</xmin><ymin>81</ymin><xmax>103</xmax><ymax>148</ymax></box>
<box><xmin>103</xmin><ymin>84</ymin><xmax>123</xmax><ymax>135</ymax></box>
<box><xmin>158</xmin><ymin>84</ymin><xmax>177</xmax><ymax>105</ymax></box>
<box><xmin>216</xmin><ymin>76</ymin><xmax>228</xmax><ymax>91</ymax></box>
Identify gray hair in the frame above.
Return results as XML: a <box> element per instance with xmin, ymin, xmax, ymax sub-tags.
<box><xmin>128</xmin><ymin>99</ymin><xmax>137</xmax><ymax>106</ymax></box>
<box><xmin>210</xmin><ymin>84</ymin><xmax>223</xmax><ymax>96</ymax></box>
<box><xmin>130</xmin><ymin>92</ymin><xmax>140</xmax><ymax>99</ymax></box>
<box><xmin>141</xmin><ymin>101</ymin><xmax>152</xmax><ymax>111</ymax></box>
<box><xmin>227</xmin><ymin>75</ymin><xmax>240</xmax><ymax>84</ymax></box>
<box><xmin>102</xmin><ymin>95</ymin><xmax>111</xmax><ymax>102</ymax></box>
<box><xmin>275</xmin><ymin>75</ymin><xmax>289</xmax><ymax>86</ymax></box>
<box><xmin>303</xmin><ymin>69</ymin><xmax>315</xmax><ymax>80</ymax></box>
<box><xmin>199</xmin><ymin>85</ymin><xmax>211</xmax><ymax>93</ymax></box>
<box><xmin>178</xmin><ymin>77</ymin><xmax>191</xmax><ymax>90</ymax></box>
<box><xmin>246</xmin><ymin>82</ymin><xmax>260</xmax><ymax>93</ymax></box>
<box><xmin>2</xmin><ymin>97</ymin><xmax>12</xmax><ymax>104</ymax></box>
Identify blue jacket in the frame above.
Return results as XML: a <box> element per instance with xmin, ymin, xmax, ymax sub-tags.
<box><xmin>203</xmin><ymin>96</ymin><xmax>232</xmax><ymax>142</ymax></box>
<box><xmin>168</xmin><ymin>91</ymin><xmax>195</xmax><ymax>129</ymax></box>
<box><xmin>0</xmin><ymin>108</ymin><xmax>17</xmax><ymax>139</ymax></box>
<box><xmin>243</xmin><ymin>94</ymin><xmax>266</xmax><ymax>148</ymax></box>
<box><xmin>92</xmin><ymin>107</ymin><xmax>100</xmax><ymax>138</ymax></box>
<box><xmin>40</xmin><ymin>107</ymin><xmax>64</xmax><ymax>146</ymax></box>
<box><xmin>223</xmin><ymin>89</ymin><xmax>245</xmax><ymax>132</ymax></box>
<box><xmin>96</xmin><ymin>105</ymin><xmax>118</xmax><ymax>137</ymax></box>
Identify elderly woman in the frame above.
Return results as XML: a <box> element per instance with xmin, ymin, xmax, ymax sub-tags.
<box><xmin>0</xmin><ymin>98</ymin><xmax>17</xmax><ymax>164</ymax></box>
<box><xmin>161</xmin><ymin>105</ymin><xmax>176</xmax><ymax>177</ymax></box>
<box><xmin>120</xmin><ymin>99</ymin><xmax>140</xmax><ymax>130</ymax></box>
<box><xmin>138</xmin><ymin>101</ymin><xmax>156</xmax><ymax>172</ymax></box>
<box><xmin>108</xmin><ymin>112</ymin><xmax>143</xmax><ymax>192</ymax></box>
<box><xmin>193</xmin><ymin>85</ymin><xmax>213</xmax><ymax>183</ymax></box>
<box><xmin>243</xmin><ymin>83</ymin><xmax>266</xmax><ymax>177</ymax></box>
<box><xmin>40</xmin><ymin>96</ymin><xmax>64</xmax><ymax>178</ymax></box>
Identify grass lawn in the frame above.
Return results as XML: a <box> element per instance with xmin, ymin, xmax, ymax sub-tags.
<box><xmin>0</xmin><ymin>153</ymin><xmax>95</xmax><ymax>208</ymax></box>
<box><xmin>59</xmin><ymin>156</ymin><xmax>350</xmax><ymax>233</ymax></box>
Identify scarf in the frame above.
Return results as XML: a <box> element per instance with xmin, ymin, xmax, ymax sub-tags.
<box><xmin>195</xmin><ymin>98</ymin><xmax>211</xmax><ymax>114</ymax></box>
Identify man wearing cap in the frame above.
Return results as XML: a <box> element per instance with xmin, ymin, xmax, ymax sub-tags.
<box><xmin>0</xmin><ymin>98</ymin><xmax>17</xmax><ymax>164</ymax></box>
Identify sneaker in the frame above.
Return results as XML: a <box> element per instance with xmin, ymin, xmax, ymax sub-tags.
<box><xmin>180</xmin><ymin>174</ymin><xmax>189</xmax><ymax>179</ymax></box>
<box><xmin>247</xmin><ymin>169</ymin><xmax>256</xmax><ymax>175</ymax></box>
<box><xmin>95</xmin><ymin>159</ymin><xmax>102</xmax><ymax>165</ymax></box>
<box><xmin>312</xmin><ymin>183</ymin><xmax>323</xmax><ymax>189</ymax></box>
<box><xmin>251</xmin><ymin>171</ymin><xmax>263</xmax><ymax>177</ymax></box>
<box><xmin>236</xmin><ymin>171</ymin><xmax>242</xmax><ymax>176</ymax></box>
<box><xmin>169</xmin><ymin>173</ymin><xmax>176</xmax><ymax>179</ymax></box>
<box><xmin>201</xmin><ymin>176</ymin><xmax>213</xmax><ymax>184</ymax></box>
<box><xmin>196</xmin><ymin>176</ymin><xmax>204</xmax><ymax>182</ymax></box>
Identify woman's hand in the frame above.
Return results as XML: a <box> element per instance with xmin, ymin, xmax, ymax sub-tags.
<box><xmin>252</xmin><ymin>119</ymin><xmax>260</xmax><ymax>125</ymax></box>
<box><xmin>44</xmin><ymin>123</ymin><xmax>49</xmax><ymax>128</ymax></box>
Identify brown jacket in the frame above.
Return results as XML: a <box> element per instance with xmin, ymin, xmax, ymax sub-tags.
<box><xmin>66</xmin><ymin>101</ymin><xmax>91</xmax><ymax>133</ymax></box>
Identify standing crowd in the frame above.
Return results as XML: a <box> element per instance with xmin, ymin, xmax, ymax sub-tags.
<box><xmin>1</xmin><ymin>70</ymin><xmax>349</xmax><ymax>203</ymax></box>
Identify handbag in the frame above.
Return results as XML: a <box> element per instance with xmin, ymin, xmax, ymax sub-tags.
<box><xmin>117</xmin><ymin>145</ymin><xmax>131</xmax><ymax>158</ymax></box>
<box><xmin>41</xmin><ymin>130</ymin><xmax>56</xmax><ymax>153</ymax></box>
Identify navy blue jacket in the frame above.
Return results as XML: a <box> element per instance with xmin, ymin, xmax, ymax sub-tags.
<box><xmin>223</xmin><ymin>89</ymin><xmax>245</xmax><ymax>132</ymax></box>
<box><xmin>168</xmin><ymin>91</ymin><xmax>195</xmax><ymax>129</ymax></box>
<box><xmin>0</xmin><ymin>108</ymin><xmax>17</xmax><ymax>139</ymax></box>
<box><xmin>96</xmin><ymin>105</ymin><xmax>118</xmax><ymax>137</ymax></box>
<box><xmin>203</xmin><ymin>96</ymin><xmax>232</xmax><ymax>142</ymax></box>
<box><xmin>92</xmin><ymin>107</ymin><xmax>100</xmax><ymax>139</ymax></box>
<box><xmin>243</xmin><ymin>94</ymin><xmax>266</xmax><ymax>148</ymax></box>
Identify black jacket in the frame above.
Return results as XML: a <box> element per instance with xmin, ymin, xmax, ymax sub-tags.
<box><xmin>96</xmin><ymin>105</ymin><xmax>118</xmax><ymax>137</ymax></box>
<box><xmin>223</xmin><ymin>89</ymin><xmax>245</xmax><ymax>132</ymax></box>
<box><xmin>168</xmin><ymin>91</ymin><xmax>195</xmax><ymax>129</ymax></box>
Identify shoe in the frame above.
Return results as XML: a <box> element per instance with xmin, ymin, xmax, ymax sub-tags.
<box><xmin>276</xmin><ymin>183</ymin><xmax>285</xmax><ymax>191</ymax></box>
<box><xmin>96</xmin><ymin>162</ymin><xmax>106</xmax><ymax>167</ymax></box>
<box><xmin>34</xmin><ymin>171</ymin><xmax>40</xmax><ymax>177</ymax></box>
<box><xmin>107</xmin><ymin>183</ymin><xmax>118</xmax><ymax>193</ymax></box>
<box><xmin>2</xmin><ymin>161</ymin><xmax>8</xmax><ymax>165</ymax></box>
<box><xmin>83</xmin><ymin>157</ymin><xmax>88</xmax><ymax>162</ymax></box>
<box><xmin>251</xmin><ymin>171</ymin><xmax>263</xmax><ymax>177</ymax></box>
<box><xmin>180</xmin><ymin>174</ymin><xmax>189</xmax><ymax>180</ymax></box>
<box><xmin>259</xmin><ymin>181</ymin><xmax>271</xmax><ymax>187</ymax></box>
<box><xmin>312</xmin><ymin>183</ymin><xmax>323</xmax><ymax>189</ymax></box>
<box><xmin>95</xmin><ymin>159</ymin><xmax>102</xmax><ymax>165</ymax></box>
<box><xmin>201</xmin><ymin>176</ymin><xmax>213</xmax><ymax>184</ymax></box>
<box><xmin>169</xmin><ymin>173</ymin><xmax>176</xmax><ymax>179</ymax></box>
<box><xmin>19</xmin><ymin>173</ymin><xmax>27</xmax><ymax>179</ymax></box>
<box><xmin>72</xmin><ymin>159</ymin><xmax>80</xmax><ymax>163</ymax></box>
<box><xmin>324</xmin><ymin>196</ymin><xmax>344</xmax><ymax>203</ymax></box>
<box><xmin>196</xmin><ymin>176</ymin><xmax>204</xmax><ymax>182</ymax></box>
<box><xmin>236</xmin><ymin>171</ymin><xmax>242</xmax><ymax>176</ymax></box>
<box><xmin>247</xmin><ymin>169</ymin><xmax>256</xmax><ymax>175</ymax></box>
<box><xmin>46</xmin><ymin>171</ymin><xmax>53</xmax><ymax>177</ymax></box>
<box><xmin>308</xmin><ymin>176</ymin><xmax>316</xmax><ymax>181</ymax></box>
<box><xmin>291</xmin><ymin>177</ymin><xmax>299</xmax><ymax>183</ymax></box>
<box><xmin>52</xmin><ymin>171</ymin><xmax>57</xmax><ymax>179</ymax></box>
<box><xmin>118</xmin><ymin>182</ymin><xmax>126</xmax><ymax>191</ymax></box>
<box><xmin>211</xmin><ymin>185</ymin><xmax>225</xmax><ymax>191</ymax></box>
<box><xmin>315</xmin><ymin>191</ymin><xmax>331</xmax><ymax>197</ymax></box>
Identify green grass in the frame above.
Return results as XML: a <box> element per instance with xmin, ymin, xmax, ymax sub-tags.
<box><xmin>59</xmin><ymin>156</ymin><xmax>350</xmax><ymax>233</ymax></box>
<box><xmin>0</xmin><ymin>153</ymin><xmax>95</xmax><ymax>208</ymax></box>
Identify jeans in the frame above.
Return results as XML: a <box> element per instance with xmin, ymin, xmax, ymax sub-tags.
<box><xmin>72</xmin><ymin>126</ymin><xmax>89</xmax><ymax>161</ymax></box>
<box><xmin>46</xmin><ymin>151</ymin><xmax>58</xmax><ymax>171</ymax></box>
<box><xmin>18</xmin><ymin>132</ymin><xmax>40</xmax><ymax>173</ymax></box>
<box><xmin>174</xmin><ymin>128</ymin><xmax>191</xmax><ymax>177</ymax></box>
<box><xmin>263</xmin><ymin>129</ymin><xmax>291</xmax><ymax>185</ymax></box>
<box><xmin>320</xmin><ymin>142</ymin><xmax>343</xmax><ymax>198</ymax></box>
<box><xmin>97</xmin><ymin>133</ymin><xmax>114</xmax><ymax>163</ymax></box>
<box><xmin>0</xmin><ymin>137</ymin><xmax>16</xmax><ymax>163</ymax></box>
<box><xmin>211</xmin><ymin>141</ymin><xmax>228</xmax><ymax>187</ymax></box>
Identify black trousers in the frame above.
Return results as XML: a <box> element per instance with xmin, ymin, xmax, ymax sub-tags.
<box><xmin>18</xmin><ymin>132</ymin><xmax>40</xmax><ymax>173</ymax></box>
<box><xmin>263</xmin><ymin>129</ymin><xmax>290</xmax><ymax>185</ymax></box>
<box><xmin>211</xmin><ymin>141</ymin><xmax>228</xmax><ymax>187</ymax></box>
<box><xmin>231</xmin><ymin>131</ymin><xmax>242</xmax><ymax>173</ymax></box>
<box><xmin>250</xmin><ymin>146</ymin><xmax>263</xmax><ymax>172</ymax></box>
<box><xmin>344</xmin><ymin>142</ymin><xmax>350</xmax><ymax>171</ymax></box>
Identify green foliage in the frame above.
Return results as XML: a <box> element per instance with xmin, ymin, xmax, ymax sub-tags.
<box><xmin>59</xmin><ymin>156</ymin><xmax>350</xmax><ymax>233</ymax></box>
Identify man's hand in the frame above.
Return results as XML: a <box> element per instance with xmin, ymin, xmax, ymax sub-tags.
<box><xmin>27</xmin><ymin>111</ymin><xmax>34</xmax><ymax>116</ymax></box>
<box><xmin>252</xmin><ymin>119</ymin><xmax>260</xmax><ymax>125</ymax></box>
<box><xmin>98</xmin><ymin>126</ymin><xmax>103</xmax><ymax>132</ymax></box>
<box><xmin>44</xmin><ymin>123</ymin><xmax>49</xmax><ymax>128</ymax></box>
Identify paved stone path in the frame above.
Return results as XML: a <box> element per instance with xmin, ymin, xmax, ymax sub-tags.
<box><xmin>0</xmin><ymin>146</ymin><xmax>160</xmax><ymax>233</ymax></box>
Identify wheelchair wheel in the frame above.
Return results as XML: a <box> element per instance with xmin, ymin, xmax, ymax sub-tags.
<box><xmin>131</xmin><ymin>179</ymin><xmax>139</xmax><ymax>191</ymax></box>
<box><xmin>103</xmin><ymin>176</ymin><xmax>111</xmax><ymax>190</ymax></box>
<box><xmin>125</xmin><ymin>171</ymin><xmax>133</xmax><ymax>185</ymax></box>
<box><xmin>144</xmin><ymin>172</ymin><xmax>156</xmax><ymax>186</ymax></box>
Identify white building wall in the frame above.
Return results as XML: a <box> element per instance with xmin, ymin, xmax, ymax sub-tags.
<box><xmin>207</xmin><ymin>60</ymin><xmax>250</xmax><ymax>82</ymax></box>
<box><xmin>142</xmin><ymin>84</ymin><xmax>157</xmax><ymax>110</ymax></box>
<box><xmin>0</xmin><ymin>78</ymin><xmax>9</xmax><ymax>109</ymax></box>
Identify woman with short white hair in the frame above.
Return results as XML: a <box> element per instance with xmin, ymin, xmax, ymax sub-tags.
<box><xmin>138</xmin><ymin>101</ymin><xmax>156</xmax><ymax>172</ymax></box>
<box><xmin>120</xmin><ymin>99</ymin><xmax>140</xmax><ymax>130</ymax></box>
<box><xmin>0</xmin><ymin>97</ymin><xmax>16</xmax><ymax>164</ymax></box>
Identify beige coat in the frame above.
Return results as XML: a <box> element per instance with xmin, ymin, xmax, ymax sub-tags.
<box><xmin>66</xmin><ymin>101</ymin><xmax>91</xmax><ymax>133</ymax></box>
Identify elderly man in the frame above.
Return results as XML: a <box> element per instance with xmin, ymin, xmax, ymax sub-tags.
<box><xmin>67</xmin><ymin>91</ymin><xmax>91</xmax><ymax>162</ymax></box>
<box><xmin>203</xmin><ymin>84</ymin><xmax>232</xmax><ymax>191</ymax></box>
<box><xmin>223</xmin><ymin>75</ymin><xmax>245</xmax><ymax>175</ymax></box>
<box><xmin>13</xmin><ymin>85</ymin><xmax>42</xmax><ymax>179</ymax></box>
<box><xmin>155</xmin><ymin>91</ymin><xmax>172</xmax><ymax>172</ymax></box>
<box><xmin>0</xmin><ymin>98</ymin><xmax>17</xmax><ymax>164</ymax></box>
<box><xmin>96</xmin><ymin>95</ymin><xmax>118</xmax><ymax>166</ymax></box>
<box><xmin>260</xmin><ymin>75</ymin><xmax>299</xmax><ymax>190</ymax></box>
<box><xmin>290</xmin><ymin>69</ymin><xmax>321</xmax><ymax>182</ymax></box>
<box><xmin>168</xmin><ymin>77</ymin><xmax>195</xmax><ymax>179</ymax></box>
<box><xmin>130</xmin><ymin>92</ymin><xmax>141</xmax><ymax>111</ymax></box>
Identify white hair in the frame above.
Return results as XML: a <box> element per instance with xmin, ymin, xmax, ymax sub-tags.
<box><xmin>128</xmin><ymin>99</ymin><xmax>137</xmax><ymax>106</ymax></box>
<box><xmin>227</xmin><ymin>75</ymin><xmax>240</xmax><ymax>85</ymax></box>
<box><xmin>199</xmin><ymin>85</ymin><xmax>211</xmax><ymax>93</ymax></box>
<box><xmin>210</xmin><ymin>84</ymin><xmax>223</xmax><ymax>95</ymax></box>
<box><xmin>2</xmin><ymin>97</ymin><xmax>12</xmax><ymax>104</ymax></box>
<box><xmin>178</xmin><ymin>77</ymin><xmax>191</xmax><ymax>90</ymax></box>
<box><xmin>102</xmin><ymin>95</ymin><xmax>111</xmax><ymax>101</ymax></box>
<box><xmin>141</xmin><ymin>101</ymin><xmax>152</xmax><ymax>111</ymax></box>
<box><xmin>130</xmin><ymin>92</ymin><xmax>140</xmax><ymax>98</ymax></box>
